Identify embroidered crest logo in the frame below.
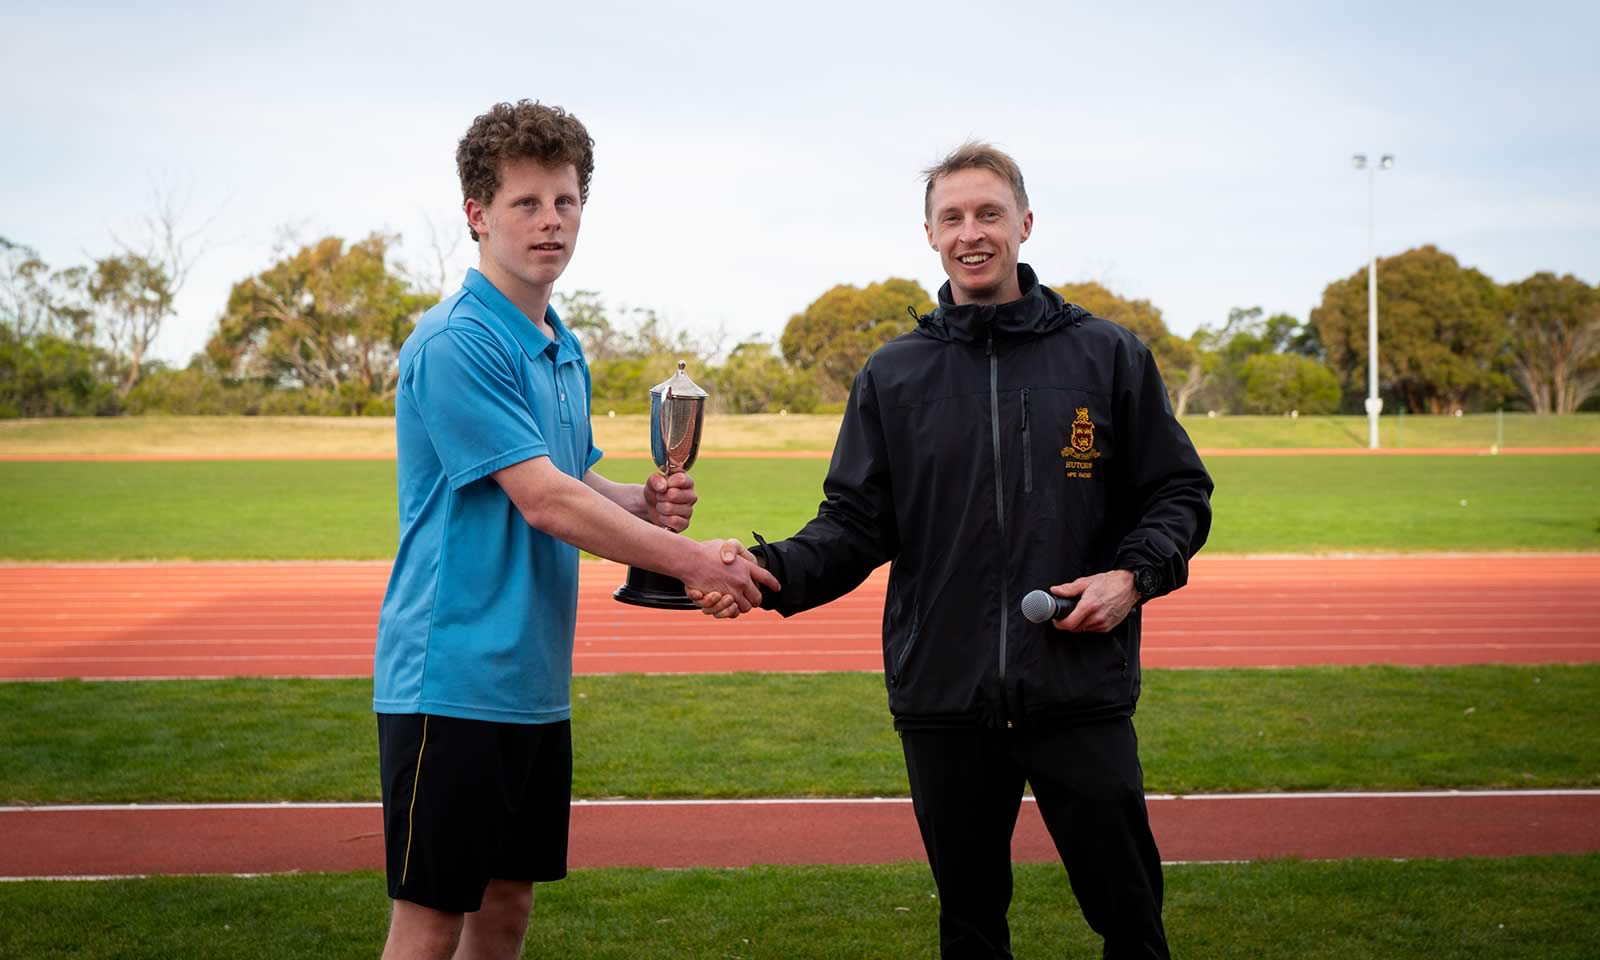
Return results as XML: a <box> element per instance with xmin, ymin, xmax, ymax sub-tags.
<box><xmin>1062</xmin><ymin>408</ymin><xmax>1101</xmax><ymax>462</ymax></box>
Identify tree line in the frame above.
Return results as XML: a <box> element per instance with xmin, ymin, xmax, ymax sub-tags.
<box><xmin>3</xmin><ymin>231</ymin><xmax>1596</xmax><ymax>419</ymax></box>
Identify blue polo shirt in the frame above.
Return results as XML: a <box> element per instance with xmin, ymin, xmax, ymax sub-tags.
<box><xmin>373</xmin><ymin>269</ymin><xmax>602</xmax><ymax>724</ymax></box>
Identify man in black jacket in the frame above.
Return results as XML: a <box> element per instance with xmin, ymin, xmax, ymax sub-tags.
<box><xmin>700</xmin><ymin>142</ymin><xmax>1211</xmax><ymax>958</ymax></box>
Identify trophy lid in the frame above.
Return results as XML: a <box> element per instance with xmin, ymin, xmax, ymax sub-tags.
<box><xmin>650</xmin><ymin>360</ymin><xmax>708</xmax><ymax>399</ymax></box>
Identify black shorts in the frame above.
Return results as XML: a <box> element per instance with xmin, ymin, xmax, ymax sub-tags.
<box><xmin>377</xmin><ymin>713</ymin><xmax>572</xmax><ymax>912</ymax></box>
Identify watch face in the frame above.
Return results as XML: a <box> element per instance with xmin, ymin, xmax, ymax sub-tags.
<box><xmin>1136</xmin><ymin>568</ymin><xmax>1160</xmax><ymax>596</ymax></box>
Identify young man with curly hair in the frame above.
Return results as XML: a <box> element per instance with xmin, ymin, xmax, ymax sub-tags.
<box><xmin>372</xmin><ymin>100</ymin><xmax>776</xmax><ymax>960</ymax></box>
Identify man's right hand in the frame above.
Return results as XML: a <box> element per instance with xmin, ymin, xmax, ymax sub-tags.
<box><xmin>681</xmin><ymin>538</ymin><xmax>779</xmax><ymax>618</ymax></box>
<box><xmin>686</xmin><ymin>539</ymin><xmax>772</xmax><ymax>619</ymax></box>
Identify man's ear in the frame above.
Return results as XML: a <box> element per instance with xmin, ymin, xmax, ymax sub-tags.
<box><xmin>1019</xmin><ymin>209</ymin><xmax>1033</xmax><ymax>244</ymax></box>
<box><xmin>925</xmin><ymin>220</ymin><xmax>936</xmax><ymax>250</ymax></box>
<box><xmin>464</xmin><ymin>198</ymin><xmax>488</xmax><ymax>239</ymax></box>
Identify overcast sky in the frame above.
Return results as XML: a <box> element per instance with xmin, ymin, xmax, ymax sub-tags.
<box><xmin>4</xmin><ymin>0</ymin><xmax>1596</xmax><ymax>365</ymax></box>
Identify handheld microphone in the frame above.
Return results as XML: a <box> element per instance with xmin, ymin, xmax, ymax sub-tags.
<box><xmin>1020</xmin><ymin>589</ymin><xmax>1077</xmax><ymax>624</ymax></box>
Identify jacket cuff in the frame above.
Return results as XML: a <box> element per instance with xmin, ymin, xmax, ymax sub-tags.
<box><xmin>750</xmin><ymin>537</ymin><xmax>784</xmax><ymax>611</ymax></box>
<box><xmin>1112</xmin><ymin>548</ymin><xmax>1166</xmax><ymax>602</ymax></box>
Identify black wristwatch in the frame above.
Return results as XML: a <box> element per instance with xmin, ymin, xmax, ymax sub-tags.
<box><xmin>1132</xmin><ymin>566</ymin><xmax>1162</xmax><ymax>603</ymax></box>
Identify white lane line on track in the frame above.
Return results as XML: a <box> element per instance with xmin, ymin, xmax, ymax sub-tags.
<box><xmin>7</xmin><ymin>641</ymin><xmax>1600</xmax><ymax>666</ymax></box>
<box><xmin>9</xmin><ymin>619</ymin><xmax>1600</xmax><ymax>637</ymax></box>
<box><xmin>3</xmin><ymin>646</ymin><xmax>1600</xmax><ymax>668</ymax></box>
<box><xmin>6</xmin><ymin>790</ymin><xmax>1598</xmax><ymax>814</ymax></box>
<box><xmin>0</xmin><ymin>654</ymin><xmax>377</xmax><ymax>664</ymax></box>
<box><xmin>3</xmin><ymin>552</ymin><xmax>1594</xmax><ymax>568</ymax></box>
<box><xmin>6</xmin><ymin>580</ymin><xmax>1592</xmax><ymax>589</ymax></box>
<box><xmin>10</xmin><ymin>606</ymin><xmax>1586</xmax><ymax>621</ymax></box>
<box><xmin>1150</xmin><ymin>626</ymin><xmax>1600</xmax><ymax>636</ymax></box>
<box><xmin>0</xmin><ymin>862</ymin><xmax>1305</xmax><ymax>881</ymax></box>
<box><xmin>0</xmin><ymin>648</ymin><xmax>876</xmax><ymax>659</ymax></box>
<box><xmin>0</xmin><ymin>874</ymin><xmax>279</xmax><ymax>883</ymax></box>
<box><xmin>7</xmin><ymin>610</ymin><xmax>1599</xmax><ymax>627</ymax></box>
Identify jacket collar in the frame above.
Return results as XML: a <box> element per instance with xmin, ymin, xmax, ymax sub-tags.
<box><xmin>920</xmin><ymin>263</ymin><xmax>1083</xmax><ymax>344</ymax></box>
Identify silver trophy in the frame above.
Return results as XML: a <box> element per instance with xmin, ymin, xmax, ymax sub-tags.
<box><xmin>613</xmin><ymin>361</ymin><xmax>708</xmax><ymax>609</ymax></box>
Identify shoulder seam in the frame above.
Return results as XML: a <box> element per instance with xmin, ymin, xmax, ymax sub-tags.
<box><xmin>403</xmin><ymin>298</ymin><xmax>513</xmax><ymax>378</ymax></box>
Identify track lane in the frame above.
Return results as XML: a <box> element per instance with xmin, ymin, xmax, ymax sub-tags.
<box><xmin>2</xmin><ymin>555</ymin><xmax>1597</xmax><ymax>679</ymax></box>
<box><xmin>4</xmin><ymin>791</ymin><xmax>1596</xmax><ymax>878</ymax></box>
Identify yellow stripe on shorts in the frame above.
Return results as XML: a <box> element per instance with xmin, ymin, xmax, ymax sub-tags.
<box><xmin>401</xmin><ymin>715</ymin><xmax>429</xmax><ymax>885</ymax></box>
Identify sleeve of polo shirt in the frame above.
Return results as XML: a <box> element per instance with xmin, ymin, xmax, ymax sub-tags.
<box><xmin>411</xmin><ymin>326</ymin><xmax>549</xmax><ymax>490</ymax></box>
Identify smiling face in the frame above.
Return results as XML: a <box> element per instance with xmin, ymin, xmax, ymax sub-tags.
<box><xmin>924</xmin><ymin>167</ymin><xmax>1033</xmax><ymax>305</ymax></box>
<box><xmin>465</xmin><ymin>157</ymin><xmax>582</xmax><ymax>306</ymax></box>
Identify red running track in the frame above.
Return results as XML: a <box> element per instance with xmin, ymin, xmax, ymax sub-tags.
<box><xmin>4</xmin><ymin>791</ymin><xmax>1596</xmax><ymax>879</ymax></box>
<box><xmin>1</xmin><ymin>555</ymin><xmax>1597</xmax><ymax>680</ymax></box>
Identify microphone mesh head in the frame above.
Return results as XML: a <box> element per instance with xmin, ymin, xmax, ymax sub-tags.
<box><xmin>1020</xmin><ymin>589</ymin><xmax>1058</xmax><ymax>624</ymax></box>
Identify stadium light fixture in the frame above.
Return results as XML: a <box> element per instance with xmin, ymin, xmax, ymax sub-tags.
<box><xmin>1352</xmin><ymin>152</ymin><xmax>1395</xmax><ymax>449</ymax></box>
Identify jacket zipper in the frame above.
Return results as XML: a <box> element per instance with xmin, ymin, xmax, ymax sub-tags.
<box><xmin>891</xmin><ymin>610</ymin><xmax>919</xmax><ymax>687</ymax></box>
<box><xmin>986</xmin><ymin>328</ymin><xmax>1009</xmax><ymax>710</ymax></box>
<box><xmin>1021</xmin><ymin>388</ymin><xmax>1032</xmax><ymax>494</ymax></box>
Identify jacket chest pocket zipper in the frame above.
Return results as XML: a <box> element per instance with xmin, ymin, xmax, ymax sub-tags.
<box><xmin>1021</xmin><ymin>389</ymin><xmax>1033</xmax><ymax>494</ymax></box>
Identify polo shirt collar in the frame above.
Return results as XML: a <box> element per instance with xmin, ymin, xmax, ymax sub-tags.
<box><xmin>462</xmin><ymin>269</ymin><xmax>580</xmax><ymax>366</ymax></box>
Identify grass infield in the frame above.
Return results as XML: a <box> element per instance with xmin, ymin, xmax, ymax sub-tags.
<box><xmin>0</xmin><ymin>454</ymin><xmax>1596</xmax><ymax>560</ymax></box>
<box><xmin>3</xmin><ymin>412</ymin><xmax>1599</xmax><ymax>456</ymax></box>
<box><xmin>3</xmin><ymin>667</ymin><xmax>1596</xmax><ymax>805</ymax></box>
<box><xmin>3</xmin><ymin>857</ymin><xmax>1597</xmax><ymax>959</ymax></box>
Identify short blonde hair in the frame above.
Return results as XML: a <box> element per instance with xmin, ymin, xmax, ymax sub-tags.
<box><xmin>922</xmin><ymin>141</ymin><xmax>1028</xmax><ymax>221</ymax></box>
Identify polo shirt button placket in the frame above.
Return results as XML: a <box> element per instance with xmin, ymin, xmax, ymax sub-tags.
<box><xmin>556</xmin><ymin>363</ymin><xmax>573</xmax><ymax>427</ymax></box>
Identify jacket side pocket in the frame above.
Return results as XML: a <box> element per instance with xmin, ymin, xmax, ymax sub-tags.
<box><xmin>890</xmin><ymin>608</ymin><xmax>920</xmax><ymax>688</ymax></box>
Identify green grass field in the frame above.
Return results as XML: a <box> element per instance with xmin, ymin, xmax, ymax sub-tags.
<box><xmin>5</xmin><ymin>667</ymin><xmax>1595</xmax><ymax>804</ymax></box>
<box><xmin>3</xmin><ymin>412</ymin><xmax>1598</xmax><ymax>456</ymax></box>
<box><xmin>4</xmin><ymin>857</ymin><xmax>1597</xmax><ymax>960</ymax></box>
<box><xmin>1</xmin><ymin>454</ymin><xmax>1596</xmax><ymax>560</ymax></box>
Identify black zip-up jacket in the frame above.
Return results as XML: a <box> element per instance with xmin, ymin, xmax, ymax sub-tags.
<box><xmin>754</xmin><ymin>264</ymin><xmax>1213</xmax><ymax>730</ymax></box>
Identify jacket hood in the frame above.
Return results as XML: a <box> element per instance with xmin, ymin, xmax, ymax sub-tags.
<box><xmin>917</xmin><ymin>263</ymin><xmax>1089</xmax><ymax>343</ymax></box>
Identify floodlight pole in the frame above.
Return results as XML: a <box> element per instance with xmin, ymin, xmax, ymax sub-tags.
<box><xmin>1353</xmin><ymin>153</ymin><xmax>1393</xmax><ymax>449</ymax></box>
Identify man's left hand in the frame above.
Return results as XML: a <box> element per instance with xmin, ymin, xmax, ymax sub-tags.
<box><xmin>1050</xmin><ymin>570</ymin><xmax>1137</xmax><ymax>633</ymax></box>
<box><xmin>644</xmin><ymin>472</ymin><xmax>697</xmax><ymax>532</ymax></box>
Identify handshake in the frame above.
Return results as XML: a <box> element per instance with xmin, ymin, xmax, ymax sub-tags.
<box><xmin>632</xmin><ymin>471</ymin><xmax>777</xmax><ymax>620</ymax></box>
<box><xmin>679</xmin><ymin>537</ymin><xmax>777</xmax><ymax>620</ymax></box>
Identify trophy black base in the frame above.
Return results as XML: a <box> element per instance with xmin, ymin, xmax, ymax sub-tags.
<box><xmin>613</xmin><ymin>565</ymin><xmax>699</xmax><ymax>610</ymax></box>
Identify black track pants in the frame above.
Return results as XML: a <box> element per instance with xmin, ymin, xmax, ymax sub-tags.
<box><xmin>900</xmin><ymin>720</ymin><xmax>1170</xmax><ymax>960</ymax></box>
